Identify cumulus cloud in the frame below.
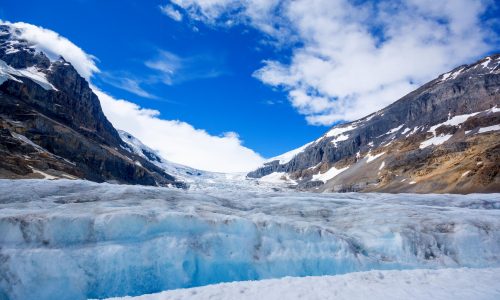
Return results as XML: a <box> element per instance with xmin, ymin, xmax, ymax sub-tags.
<box><xmin>170</xmin><ymin>0</ymin><xmax>497</xmax><ymax>125</ymax></box>
<box><xmin>94</xmin><ymin>89</ymin><xmax>265</xmax><ymax>172</ymax></box>
<box><xmin>4</xmin><ymin>21</ymin><xmax>264</xmax><ymax>172</ymax></box>
<box><xmin>160</xmin><ymin>4</ymin><xmax>184</xmax><ymax>22</ymax></box>
<box><xmin>0</xmin><ymin>20</ymin><xmax>99</xmax><ymax>80</ymax></box>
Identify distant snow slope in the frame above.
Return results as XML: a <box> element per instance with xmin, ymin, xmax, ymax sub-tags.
<box><xmin>118</xmin><ymin>129</ymin><xmax>205</xmax><ymax>181</ymax></box>
<box><xmin>266</xmin><ymin>141</ymin><xmax>314</xmax><ymax>164</ymax></box>
<box><xmin>1</xmin><ymin>180</ymin><xmax>499</xmax><ymax>299</ymax></box>
<box><xmin>110</xmin><ymin>268</ymin><xmax>500</xmax><ymax>300</ymax></box>
<box><xmin>118</xmin><ymin>130</ymin><xmax>295</xmax><ymax>191</ymax></box>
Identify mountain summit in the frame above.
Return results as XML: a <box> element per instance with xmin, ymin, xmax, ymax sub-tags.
<box><xmin>0</xmin><ymin>24</ymin><xmax>186</xmax><ymax>187</ymax></box>
<box><xmin>248</xmin><ymin>54</ymin><xmax>500</xmax><ymax>193</ymax></box>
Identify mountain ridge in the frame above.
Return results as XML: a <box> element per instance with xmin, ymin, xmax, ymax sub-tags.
<box><xmin>0</xmin><ymin>24</ymin><xmax>186</xmax><ymax>187</ymax></box>
<box><xmin>248</xmin><ymin>54</ymin><xmax>500</xmax><ymax>193</ymax></box>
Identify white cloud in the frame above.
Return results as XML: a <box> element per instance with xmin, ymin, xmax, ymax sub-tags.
<box><xmin>171</xmin><ymin>0</ymin><xmax>234</xmax><ymax>22</ymax></box>
<box><xmin>145</xmin><ymin>50</ymin><xmax>182</xmax><ymax>85</ymax></box>
<box><xmin>98</xmin><ymin>50</ymin><xmax>224</xmax><ymax>97</ymax></box>
<box><xmin>0</xmin><ymin>20</ymin><xmax>99</xmax><ymax>80</ymax></box>
<box><xmin>4</xmin><ymin>21</ymin><xmax>265</xmax><ymax>172</ymax></box>
<box><xmin>94</xmin><ymin>89</ymin><xmax>265</xmax><ymax>172</ymax></box>
<box><xmin>145</xmin><ymin>50</ymin><xmax>227</xmax><ymax>85</ymax></box>
<box><xmin>170</xmin><ymin>0</ymin><xmax>497</xmax><ymax>125</ymax></box>
<box><xmin>160</xmin><ymin>4</ymin><xmax>184</xmax><ymax>22</ymax></box>
<box><xmin>99</xmin><ymin>72</ymin><xmax>158</xmax><ymax>99</ymax></box>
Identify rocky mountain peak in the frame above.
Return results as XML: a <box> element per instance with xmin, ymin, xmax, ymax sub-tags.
<box><xmin>0</xmin><ymin>25</ymin><xmax>51</xmax><ymax>70</ymax></box>
<box><xmin>249</xmin><ymin>54</ymin><xmax>500</xmax><ymax>193</ymax></box>
<box><xmin>0</xmin><ymin>23</ymin><xmax>185</xmax><ymax>187</ymax></box>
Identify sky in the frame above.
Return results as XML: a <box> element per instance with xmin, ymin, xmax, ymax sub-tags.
<box><xmin>1</xmin><ymin>0</ymin><xmax>499</xmax><ymax>172</ymax></box>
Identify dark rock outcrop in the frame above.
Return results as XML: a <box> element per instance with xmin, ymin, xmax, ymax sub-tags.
<box><xmin>249</xmin><ymin>54</ymin><xmax>500</xmax><ymax>193</ymax></box>
<box><xmin>0</xmin><ymin>24</ymin><xmax>185</xmax><ymax>187</ymax></box>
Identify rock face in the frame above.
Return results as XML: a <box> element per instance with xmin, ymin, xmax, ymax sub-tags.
<box><xmin>248</xmin><ymin>54</ymin><xmax>500</xmax><ymax>193</ymax></box>
<box><xmin>0</xmin><ymin>24</ymin><xmax>185</xmax><ymax>187</ymax></box>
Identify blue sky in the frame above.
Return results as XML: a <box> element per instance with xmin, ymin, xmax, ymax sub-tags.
<box><xmin>1</xmin><ymin>0</ymin><xmax>498</xmax><ymax>172</ymax></box>
<box><xmin>0</xmin><ymin>0</ymin><xmax>326</xmax><ymax>159</ymax></box>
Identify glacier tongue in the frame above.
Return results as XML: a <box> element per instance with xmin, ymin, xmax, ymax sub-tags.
<box><xmin>0</xmin><ymin>180</ymin><xmax>499</xmax><ymax>300</ymax></box>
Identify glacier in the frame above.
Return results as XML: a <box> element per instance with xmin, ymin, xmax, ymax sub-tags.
<box><xmin>0</xmin><ymin>179</ymin><xmax>499</xmax><ymax>299</ymax></box>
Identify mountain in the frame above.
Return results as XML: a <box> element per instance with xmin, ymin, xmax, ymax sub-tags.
<box><xmin>0</xmin><ymin>24</ymin><xmax>185</xmax><ymax>187</ymax></box>
<box><xmin>118</xmin><ymin>129</ymin><xmax>208</xmax><ymax>180</ymax></box>
<box><xmin>248</xmin><ymin>54</ymin><xmax>500</xmax><ymax>193</ymax></box>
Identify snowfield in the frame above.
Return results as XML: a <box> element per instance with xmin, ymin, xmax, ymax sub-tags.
<box><xmin>109</xmin><ymin>268</ymin><xmax>500</xmax><ymax>300</ymax></box>
<box><xmin>0</xmin><ymin>180</ymin><xmax>499</xmax><ymax>299</ymax></box>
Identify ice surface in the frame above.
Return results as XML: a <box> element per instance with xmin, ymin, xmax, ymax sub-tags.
<box><xmin>1</xmin><ymin>180</ymin><xmax>499</xmax><ymax>299</ymax></box>
<box><xmin>110</xmin><ymin>268</ymin><xmax>500</xmax><ymax>300</ymax></box>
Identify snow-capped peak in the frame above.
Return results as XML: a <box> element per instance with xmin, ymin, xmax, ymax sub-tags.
<box><xmin>266</xmin><ymin>141</ymin><xmax>314</xmax><ymax>164</ymax></box>
<box><xmin>118</xmin><ymin>130</ymin><xmax>206</xmax><ymax>180</ymax></box>
<box><xmin>0</xmin><ymin>60</ymin><xmax>56</xmax><ymax>90</ymax></box>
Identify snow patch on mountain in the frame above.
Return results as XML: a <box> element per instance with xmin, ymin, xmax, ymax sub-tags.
<box><xmin>420</xmin><ymin>134</ymin><xmax>453</xmax><ymax>149</ymax></box>
<box><xmin>259</xmin><ymin>172</ymin><xmax>295</xmax><ymax>184</ymax></box>
<box><xmin>331</xmin><ymin>134</ymin><xmax>349</xmax><ymax>146</ymax></box>
<box><xmin>365</xmin><ymin>152</ymin><xmax>385</xmax><ymax>163</ymax></box>
<box><xmin>312</xmin><ymin>166</ymin><xmax>348</xmax><ymax>182</ymax></box>
<box><xmin>440</xmin><ymin>67</ymin><xmax>465</xmax><ymax>81</ymax></box>
<box><xmin>386</xmin><ymin>125</ymin><xmax>404</xmax><ymax>135</ymax></box>
<box><xmin>478</xmin><ymin>124</ymin><xmax>500</xmax><ymax>133</ymax></box>
<box><xmin>266</xmin><ymin>141</ymin><xmax>314</xmax><ymax>164</ymax></box>
<box><xmin>0</xmin><ymin>59</ymin><xmax>56</xmax><ymax>90</ymax></box>
<box><xmin>325</xmin><ymin>124</ymin><xmax>356</xmax><ymax>138</ymax></box>
<box><xmin>428</xmin><ymin>112</ymin><xmax>480</xmax><ymax>134</ymax></box>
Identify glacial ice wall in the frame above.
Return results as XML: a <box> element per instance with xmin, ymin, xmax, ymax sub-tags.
<box><xmin>0</xmin><ymin>180</ymin><xmax>499</xmax><ymax>300</ymax></box>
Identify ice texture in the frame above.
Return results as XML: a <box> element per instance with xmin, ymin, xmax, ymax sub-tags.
<box><xmin>0</xmin><ymin>180</ymin><xmax>499</xmax><ymax>299</ymax></box>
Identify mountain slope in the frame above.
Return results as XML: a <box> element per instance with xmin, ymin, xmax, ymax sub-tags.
<box><xmin>248</xmin><ymin>54</ymin><xmax>500</xmax><ymax>193</ymax></box>
<box><xmin>0</xmin><ymin>24</ymin><xmax>185</xmax><ymax>187</ymax></box>
<box><xmin>118</xmin><ymin>129</ymin><xmax>208</xmax><ymax>181</ymax></box>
